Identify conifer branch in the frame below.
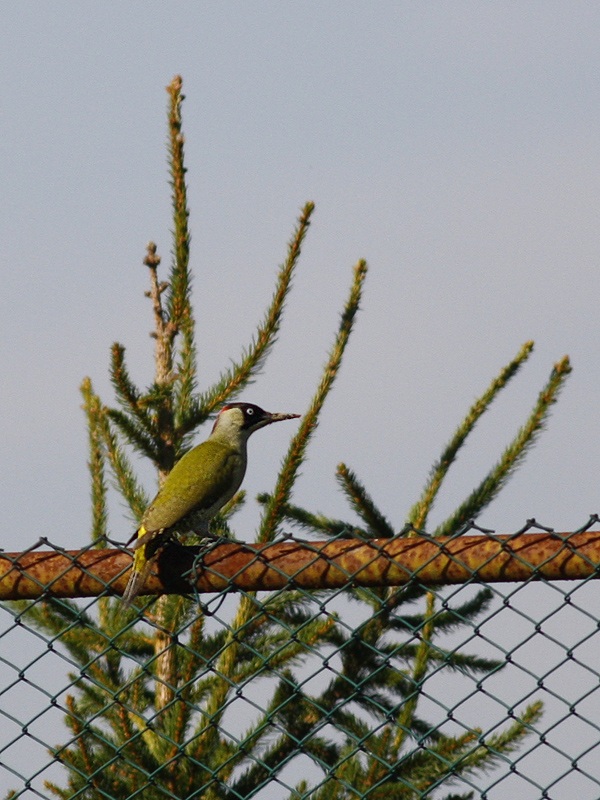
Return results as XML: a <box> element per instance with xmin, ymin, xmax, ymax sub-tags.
<box><xmin>336</xmin><ymin>462</ymin><xmax>396</xmax><ymax>538</ymax></box>
<box><xmin>409</xmin><ymin>341</ymin><xmax>534</xmax><ymax>530</ymax></box>
<box><xmin>181</xmin><ymin>202</ymin><xmax>315</xmax><ymax>434</ymax></box>
<box><xmin>258</xmin><ymin>259</ymin><xmax>367</xmax><ymax>543</ymax></box>
<box><xmin>106</xmin><ymin>408</ymin><xmax>160</xmax><ymax>465</ymax></box>
<box><xmin>165</xmin><ymin>75</ymin><xmax>192</xmax><ymax>335</ymax></box>
<box><xmin>436</xmin><ymin>355</ymin><xmax>571</xmax><ymax>537</ymax></box>
<box><xmin>391</xmin><ymin>591</ymin><xmax>437</xmax><ymax>756</ymax></box>
<box><xmin>443</xmin><ymin>701</ymin><xmax>543</xmax><ymax>783</ymax></box>
<box><xmin>147</xmin><ymin>78</ymin><xmax>196</xmax><ymax>717</ymax></box>
<box><xmin>144</xmin><ymin>241</ymin><xmax>175</xmax><ymax>386</ymax></box>
<box><xmin>142</xmin><ymin>239</ymin><xmax>178</xmax><ymax>476</ymax></box>
<box><xmin>109</xmin><ymin>342</ymin><xmax>157</xmax><ymax>437</ymax></box>
<box><xmin>389</xmin><ymin>356</ymin><xmax>570</xmax><ymax>765</ymax></box>
<box><xmin>80</xmin><ymin>378</ymin><xmax>108</xmax><ymax>546</ymax></box>
<box><xmin>96</xmin><ymin>412</ymin><xmax>149</xmax><ymax>523</ymax></box>
<box><xmin>259</xmin><ymin>495</ymin><xmax>358</xmax><ymax>537</ymax></box>
<box><xmin>164</xmin><ymin>76</ymin><xmax>198</xmax><ymax>430</ymax></box>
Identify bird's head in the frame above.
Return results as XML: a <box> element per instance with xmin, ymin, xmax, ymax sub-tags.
<box><xmin>211</xmin><ymin>403</ymin><xmax>300</xmax><ymax>444</ymax></box>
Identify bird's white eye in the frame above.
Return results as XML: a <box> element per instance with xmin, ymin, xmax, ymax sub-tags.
<box><xmin>246</xmin><ymin>407</ymin><xmax>254</xmax><ymax>415</ymax></box>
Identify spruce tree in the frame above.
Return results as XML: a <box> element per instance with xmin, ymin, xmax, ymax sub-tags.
<box><xmin>8</xmin><ymin>76</ymin><xmax>571</xmax><ymax>800</ymax></box>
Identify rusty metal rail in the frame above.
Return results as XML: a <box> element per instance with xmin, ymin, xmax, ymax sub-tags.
<box><xmin>1</xmin><ymin>530</ymin><xmax>599</xmax><ymax>600</ymax></box>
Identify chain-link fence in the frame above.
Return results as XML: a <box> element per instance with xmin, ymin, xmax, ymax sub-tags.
<box><xmin>2</xmin><ymin>520</ymin><xmax>600</xmax><ymax>799</ymax></box>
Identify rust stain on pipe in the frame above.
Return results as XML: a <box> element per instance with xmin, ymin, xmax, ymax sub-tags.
<box><xmin>0</xmin><ymin>532</ymin><xmax>599</xmax><ymax>601</ymax></box>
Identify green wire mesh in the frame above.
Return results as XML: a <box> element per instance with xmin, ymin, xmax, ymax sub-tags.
<box><xmin>1</xmin><ymin>521</ymin><xmax>600</xmax><ymax>800</ymax></box>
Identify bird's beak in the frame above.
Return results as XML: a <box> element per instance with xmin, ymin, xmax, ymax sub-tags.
<box><xmin>262</xmin><ymin>412</ymin><xmax>301</xmax><ymax>427</ymax></box>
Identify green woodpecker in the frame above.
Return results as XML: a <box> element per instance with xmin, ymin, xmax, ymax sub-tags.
<box><xmin>122</xmin><ymin>402</ymin><xmax>300</xmax><ymax>605</ymax></box>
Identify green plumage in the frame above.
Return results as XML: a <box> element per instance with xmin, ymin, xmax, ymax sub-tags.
<box><xmin>142</xmin><ymin>439</ymin><xmax>245</xmax><ymax>533</ymax></box>
<box><xmin>121</xmin><ymin>402</ymin><xmax>300</xmax><ymax>607</ymax></box>
<box><xmin>122</xmin><ymin>439</ymin><xmax>245</xmax><ymax>607</ymax></box>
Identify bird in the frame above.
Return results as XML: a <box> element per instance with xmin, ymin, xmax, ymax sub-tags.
<box><xmin>122</xmin><ymin>402</ymin><xmax>300</xmax><ymax>606</ymax></box>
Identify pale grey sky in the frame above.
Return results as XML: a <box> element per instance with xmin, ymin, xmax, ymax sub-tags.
<box><xmin>3</xmin><ymin>4</ymin><xmax>600</xmax><ymax>549</ymax></box>
<box><xmin>2</xmin><ymin>3</ymin><xmax>600</xmax><ymax>797</ymax></box>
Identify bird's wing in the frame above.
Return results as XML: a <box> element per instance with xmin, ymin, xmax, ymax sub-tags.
<box><xmin>141</xmin><ymin>440</ymin><xmax>243</xmax><ymax>533</ymax></box>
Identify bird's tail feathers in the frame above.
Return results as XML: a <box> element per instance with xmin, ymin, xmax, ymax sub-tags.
<box><xmin>121</xmin><ymin>541</ymin><xmax>152</xmax><ymax>608</ymax></box>
<box><xmin>129</xmin><ymin>526</ymin><xmax>156</xmax><ymax>551</ymax></box>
